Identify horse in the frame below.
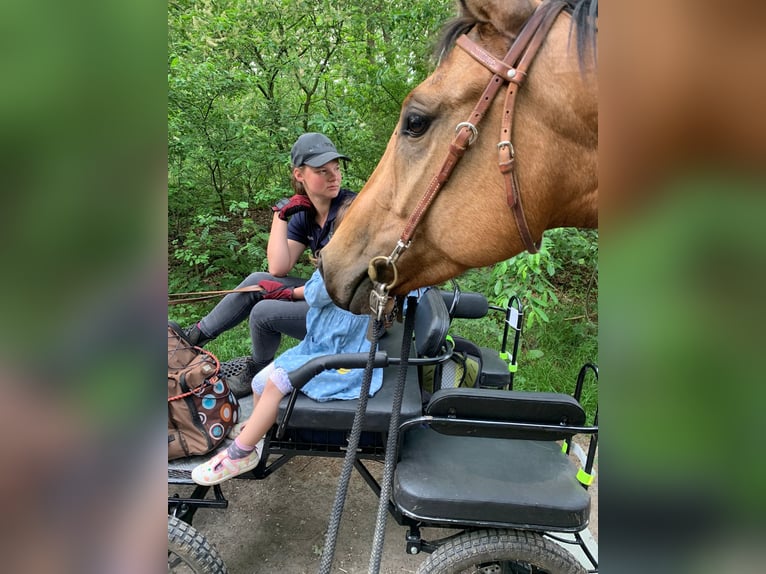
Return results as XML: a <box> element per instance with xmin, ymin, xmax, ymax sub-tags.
<box><xmin>320</xmin><ymin>0</ymin><xmax>598</xmax><ymax>314</ymax></box>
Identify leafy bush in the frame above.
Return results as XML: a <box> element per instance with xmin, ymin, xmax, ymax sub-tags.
<box><xmin>491</xmin><ymin>236</ymin><xmax>559</xmax><ymax>329</ymax></box>
<box><xmin>475</xmin><ymin>228</ymin><xmax>598</xmax><ymax>330</ymax></box>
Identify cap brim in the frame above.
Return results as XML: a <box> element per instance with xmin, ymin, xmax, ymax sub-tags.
<box><xmin>303</xmin><ymin>152</ymin><xmax>351</xmax><ymax>167</ymax></box>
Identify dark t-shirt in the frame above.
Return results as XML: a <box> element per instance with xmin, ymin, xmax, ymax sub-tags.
<box><xmin>286</xmin><ymin>188</ymin><xmax>357</xmax><ymax>255</ymax></box>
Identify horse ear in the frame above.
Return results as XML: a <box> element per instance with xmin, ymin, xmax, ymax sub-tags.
<box><xmin>461</xmin><ymin>0</ymin><xmax>537</xmax><ymax>37</ymax></box>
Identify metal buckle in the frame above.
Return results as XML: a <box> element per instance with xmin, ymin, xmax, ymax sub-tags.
<box><xmin>455</xmin><ymin>122</ymin><xmax>478</xmax><ymax>146</ymax></box>
<box><xmin>497</xmin><ymin>140</ymin><xmax>515</xmax><ymax>157</ymax></box>
<box><xmin>369</xmin><ymin>283</ymin><xmax>391</xmax><ymax>321</ymax></box>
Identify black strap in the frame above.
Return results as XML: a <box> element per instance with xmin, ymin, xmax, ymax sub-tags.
<box><xmin>368</xmin><ymin>296</ymin><xmax>417</xmax><ymax>573</ymax></box>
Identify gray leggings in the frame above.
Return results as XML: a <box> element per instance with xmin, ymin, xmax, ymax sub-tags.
<box><xmin>198</xmin><ymin>272</ymin><xmax>309</xmax><ymax>371</ymax></box>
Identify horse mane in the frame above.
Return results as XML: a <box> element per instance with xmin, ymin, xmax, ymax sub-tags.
<box><xmin>569</xmin><ymin>0</ymin><xmax>598</xmax><ymax>69</ymax></box>
<box><xmin>433</xmin><ymin>0</ymin><xmax>598</xmax><ymax>69</ymax></box>
<box><xmin>433</xmin><ymin>16</ymin><xmax>476</xmax><ymax>65</ymax></box>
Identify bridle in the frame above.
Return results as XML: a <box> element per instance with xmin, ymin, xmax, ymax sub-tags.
<box><xmin>368</xmin><ymin>0</ymin><xmax>567</xmax><ymax>319</ymax></box>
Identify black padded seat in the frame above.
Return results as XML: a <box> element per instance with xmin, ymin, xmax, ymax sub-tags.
<box><xmin>276</xmin><ymin>321</ymin><xmax>423</xmax><ymax>432</ymax></box>
<box><xmin>393</xmin><ymin>428</ymin><xmax>590</xmax><ymax>531</ymax></box>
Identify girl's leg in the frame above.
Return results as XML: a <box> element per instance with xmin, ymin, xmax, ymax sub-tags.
<box><xmin>227</xmin><ymin>360</ymin><xmax>274</xmax><ymax>438</ymax></box>
<box><xmin>228</xmin><ymin>359</ymin><xmax>272</xmax><ymax>438</ymax></box>
<box><xmin>249</xmin><ymin>299</ymin><xmax>309</xmax><ymax>371</ymax></box>
<box><xmin>191</xmin><ymin>369</ymin><xmax>293</xmax><ymax>485</ymax></box>
<box><xmin>235</xmin><ymin>379</ymin><xmax>287</xmax><ymax>448</ymax></box>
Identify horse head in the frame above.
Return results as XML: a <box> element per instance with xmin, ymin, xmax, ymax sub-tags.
<box><xmin>321</xmin><ymin>0</ymin><xmax>598</xmax><ymax>314</ymax></box>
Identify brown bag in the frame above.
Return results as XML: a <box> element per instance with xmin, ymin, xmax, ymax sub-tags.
<box><xmin>168</xmin><ymin>324</ymin><xmax>239</xmax><ymax>460</ymax></box>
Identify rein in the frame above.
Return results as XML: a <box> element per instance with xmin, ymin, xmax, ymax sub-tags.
<box><xmin>367</xmin><ymin>0</ymin><xmax>566</xmax><ymax>318</ymax></box>
<box><xmin>168</xmin><ymin>284</ymin><xmax>267</xmax><ymax>305</ymax></box>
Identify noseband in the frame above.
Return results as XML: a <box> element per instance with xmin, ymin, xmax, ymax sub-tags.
<box><xmin>368</xmin><ymin>0</ymin><xmax>567</xmax><ymax>318</ymax></box>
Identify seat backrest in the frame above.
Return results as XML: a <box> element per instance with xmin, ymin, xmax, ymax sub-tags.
<box><xmin>425</xmin><ymin>387</ymin><xmax>586</xmax><ymax>441</ymax></box>
<box><xmin>439</xmin><ymin>289</ymin><xmax>489</xmax><ymax>319</ymax></box>
<box><xmin>413</xmin><ymin>288</ymin><xmax>451</xmax><ymax>357</ymax></box>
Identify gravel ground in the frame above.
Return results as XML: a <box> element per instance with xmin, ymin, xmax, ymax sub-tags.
<box><xmin>169</xmin><ymin>448</ymin><xmax>598</xmax><ymax>573</ymax></box>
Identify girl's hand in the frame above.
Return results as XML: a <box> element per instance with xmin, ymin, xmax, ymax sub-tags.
<box><xmin>257</xmin><ymin>280</ymin><xmax>294</xmax><ymax>301</ymax></box>
<box><xmin>272</xmin><ymin>195</ymin><xmax>314</xmax><ymax>221</ymax></box>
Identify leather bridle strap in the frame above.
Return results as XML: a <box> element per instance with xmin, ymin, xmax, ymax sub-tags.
<box><xmin>500</xmin><ymin>1</ymin><xmax>567</xmax><ymax>253</ymax></box>
<box><xmin>396</xmin><ymin>62</ymin><xmax>506</xmax><ymax>247</ymax></box>
<box><xmin>370</xmin><ymin>58</ymin><xmax>512</xmax><ymax>293</ymax></box>
<box><xmin>398</xmin><ymin>4</ymin><xmax>551</xmax><ymax>248</ymax></box>
<box><xmin>460</xmin><ymin>0</ymin><xmax>567</xmax><ymax>254</ymax></box>
<box><xmin>397</xmin><ymin>0</ymin><xmax>565</xmax><ymax>258</ymax></box>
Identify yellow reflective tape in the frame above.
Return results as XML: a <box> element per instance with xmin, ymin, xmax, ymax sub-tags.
<box><xmin>508</xmin><ymin>364</ymin><xmax>517</xmax><ymax>373</ymax></box>
<box><xmin>499</xmin><ymin>352</ymin><xmax>509</xmax><ymax>360</ymax></box>
<box><xmin>561</xmin><ymin>442</ymin><xmax>569</xmax><ymax>454</ymax></box>
<box><xmin>576</xmin><ymin>468</ymin><xmax>594</xmax><ymax>486</ymax></box>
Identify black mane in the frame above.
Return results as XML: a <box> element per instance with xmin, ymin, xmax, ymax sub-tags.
<box><xmin>434</xmin><ymin>0</ymin><xmax>597</xmax><ymax>69</ymax></box>
<box><xmin>569</xmin><ymin>0</ymin><xmax>598</xmax><ymax>68</ymax></box>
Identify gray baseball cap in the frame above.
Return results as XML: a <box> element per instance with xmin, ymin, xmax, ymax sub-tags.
<box><xmin>290</xmin><ymin>133</ymin><xmax>350</xmax><ymax>167</ymax></box>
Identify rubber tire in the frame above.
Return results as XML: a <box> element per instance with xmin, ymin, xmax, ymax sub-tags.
<box><xmin>168</xmin><ymin>515</ymin><xmax>228</xmax><ymax>574</ymax></box>
<box><xmin>416</xmin><ymin>529</ymin><xmax>586</xmax><ymax>574</ymax></box>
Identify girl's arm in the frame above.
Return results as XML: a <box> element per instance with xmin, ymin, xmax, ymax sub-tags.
<box><xmin>267</xmin><ymin>213</ymin><xmax>306</xmax><ymax>276</ymax></box>
<box><xmin>303</xmin><ymin>272</ymin><xmax>332</xmax><ymax>308</ymax></box>
<box><xmin>291</xmin><ymin>285</ymin><xmax>305</xmax><ymax>301</ymax></box>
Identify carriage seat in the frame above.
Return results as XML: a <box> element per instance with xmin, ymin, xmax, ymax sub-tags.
<box><xmin>276</xmin><ymin>288</ymin><xmax>451</xmax><ymax>433</ymax></box>
<box><xmin>393</xmin><ymin>387</ymin><xmax>592</xmax><ymax>532</ymax></box>
<box><xmin>169</xmin><ymin>290</ymin><xmax>451</xmax><ymax>482</ymax></box>
<box><xmin>439</xmin><ymin>290</ymin><xmax>520</xmax><ymax>389</ymax></box>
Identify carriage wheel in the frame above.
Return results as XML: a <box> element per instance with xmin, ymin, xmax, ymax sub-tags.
<box><xmin>416</xmin><ymin>529</ymin><xmax>585</xmax><ymax>574</ymax></box>
<box><xmin>168</xmin><ymin>515</ymin><xmax>228</xmax><ymax>574</ymax></box>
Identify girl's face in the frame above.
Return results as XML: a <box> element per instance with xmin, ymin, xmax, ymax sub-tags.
<box><xmin>295</xmin><ymin>160</ymin><xmax>342</xmax><ymax>201</ymax></box>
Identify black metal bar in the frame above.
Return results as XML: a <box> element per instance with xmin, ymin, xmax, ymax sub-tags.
<box><xmin>276</xmin><ymin>390</ymin><xmax>299</xmax><ymax>439</ymax></box>
<box><xmin>573</xmin><ymin>362</ymin><xmax>598</xmax><ymax>406</ymax></box>
<box><xmin>398</xmin><ymin>414</ymin><xmax>597</xmax><ymax>449</ymax></box>
<box><xmin>258</xmin><ymin>452</ymin><xmax>295</xmax><ymax>478</ymax></box>
<box><xmin>168</xmin><ymin>483</ymin><xmax>229</xmax><ymax>524</ymax></box>
<box><xmin>353</xmin><ymin>454</ymin><xmax>404</xmax><ymax>525</ymax></box>
<box><xmin>574</xmin><ymin>530</ymin><xmax>599</xmax><ymax>571</ymax></box>
<box><xmin>168</xmin><ymin>495</ymin><xmax>228</xmax><ymax>511</ymax></box>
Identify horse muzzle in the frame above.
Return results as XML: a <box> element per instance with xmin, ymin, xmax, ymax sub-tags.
<box><xmin>318</xmin><ymin>252</ymin><xmax>374</xmax><ymax>315</ymax></box>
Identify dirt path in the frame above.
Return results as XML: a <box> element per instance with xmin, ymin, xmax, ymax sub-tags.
<box><xmin>171</xmin><ymin>453</ymin><xmax>597</xmax><ymax>573</ymax></box>
<box><xmin>173</xmin><ymin>457</ymin><xmax>426</xmax><ymax>573</ymax></box>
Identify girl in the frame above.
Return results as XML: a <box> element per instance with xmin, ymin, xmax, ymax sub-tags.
<box><xmin>180</xmin><ymin>133</ymin><xmax>356</xmax><ymax>396</ymax></box>
<box><xmin>191</xmin><ymin>200</ymin><xmax>382</xmax><ymax>485</ymax></box>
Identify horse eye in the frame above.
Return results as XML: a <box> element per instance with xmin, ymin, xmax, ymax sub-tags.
<box><xmin>403</xmin><ymin>113</ymin><xmax>431</xmax><ymax>137</ymax></box>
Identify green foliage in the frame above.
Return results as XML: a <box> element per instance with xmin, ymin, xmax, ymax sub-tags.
<box><xmin>491</xmin><ymin>236</ymin><xmax>559</xmax><ymax>329</ymax></box>
<box><xmin>172</xmin><ymin>212</ymin><xmax>228</xmax><ymax>269</ymax></box>
<box><xmin>168</xmin><ymin>0</ymin><xmax>454</xmax><ymax>291</ymax></box>
<box><xmin>473</xmin><ymin>228</ymin><xmax>599</xmax><ymax>330</ymax></box>
<box><xmin>171</xmin><ymin>200</ymin><xmax>271</xmax><ymax>285</ymax></box>
<box><xmin>167</xmin><ymin>1</ymin><xmax>598</xmax><ymax>419</ymax></box>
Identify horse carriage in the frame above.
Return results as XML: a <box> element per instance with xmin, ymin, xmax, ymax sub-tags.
<box><xmin>169</xmin><ymin>285</ymin><xmax>598</xmax><ymax>573</ymax></box>
<box><xmin>170</xmin><ymin>0</ymin><xmax>598</xmax><ymax>571</ymax></box>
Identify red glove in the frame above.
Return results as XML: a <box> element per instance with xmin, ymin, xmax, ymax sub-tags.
<box><xmin>257</xmin><ymin>280</ymin><xmax>294</xmax><ymax>301</ymax></box>
<box><xmin>272</xmin><ymin>195</ymin><xmax>314</xmax><ymax>221</ymax></box>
